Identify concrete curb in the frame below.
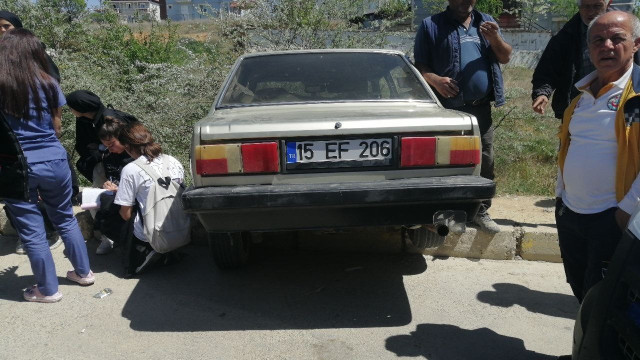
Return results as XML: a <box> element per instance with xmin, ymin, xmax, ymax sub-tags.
<box><xmin>423</xmin><ymin>223</ymin><xmax>560</xmax><ymax>263</ymax></box>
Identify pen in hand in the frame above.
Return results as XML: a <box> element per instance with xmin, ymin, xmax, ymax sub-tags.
<box><xmin>103</xmin><ymin>177</ymin><xmax>119</xmax><ymax>191</ymax></box>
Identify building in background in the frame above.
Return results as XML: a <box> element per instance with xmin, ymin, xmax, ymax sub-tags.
<box><xmin>165</xmin><ymin>0</ymin><xmax>237</xmax><ymax>21</ymax></box>
<box><xmin>106</xmin><ymin>0</ymin><xmax>162</xmax><ymax>22</ymax></box>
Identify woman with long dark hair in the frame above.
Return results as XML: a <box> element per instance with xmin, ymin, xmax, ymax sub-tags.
<box><xmin>114</xmin><ymin>122</ymin><xmax>184</xmax><ymax>275</ymax></box>
<box><xmin>0</xmin><ymin>10</ymin><xmax>60</xmax><ymax>82</ymax></box>
<box><xmin>0</xmin><ymin>10</ymin><xmax>71</xmax><ymax>255</ymax></box>
<box><xmin>0</xmin><ymin>28</ymin><xmax>94</xmax><ymax>302</ymax></box>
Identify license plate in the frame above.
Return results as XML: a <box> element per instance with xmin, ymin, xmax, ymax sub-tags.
<box><xmin>286</xmin><ymin>138</ymin><xmax>393</xmax><ymax>167</ymax></box>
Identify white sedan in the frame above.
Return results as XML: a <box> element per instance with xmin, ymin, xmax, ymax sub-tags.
<box><xmin>182</xmin><ymin>49</ymin><xmax>495</xmax><ymax>268</ymax></box>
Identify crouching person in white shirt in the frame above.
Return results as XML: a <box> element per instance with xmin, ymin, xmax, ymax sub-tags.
<box><xmin>113</xmin><ymin>122</ymin><xmax>185</xmax><ymax>276</ymax></box>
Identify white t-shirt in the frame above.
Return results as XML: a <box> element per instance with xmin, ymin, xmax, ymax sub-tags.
<box><xmin>114</xmin><ymin>154</ymin><xmax>185</xmax><ymax>241</ymax></box>
<box><xmin>557</xmin><ymin>65</ymin><xmax>638</xmax><ymax>214</ymax></box>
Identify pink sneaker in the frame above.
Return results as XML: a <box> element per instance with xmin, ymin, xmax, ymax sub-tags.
<box><xmin>23</xmin><ymin>285</ymin><xmax>62</xmax><ymax>303</ymax></box>
<box><xmin>66</xmin><ymin>270</ymin><xmax>95</xmax><ymax>286</ymax></box>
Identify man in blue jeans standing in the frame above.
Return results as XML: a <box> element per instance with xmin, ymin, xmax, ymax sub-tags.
<box><xmin>414</xmin><ymin>0</ymin><xmax>512</xmax><ymax>233</ymax></box>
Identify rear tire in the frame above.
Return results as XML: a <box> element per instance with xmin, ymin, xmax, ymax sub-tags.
<box><xmin>208</xmin><ymin>232</ymin><xmax>251</xmax><ymax>269</ymax></box>
<box><xmin>406</xmin><ymin>226</ymin><xmax>445</xmax><ymax>250</ymax></box>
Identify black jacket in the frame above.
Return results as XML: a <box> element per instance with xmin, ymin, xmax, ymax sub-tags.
<box><xmin>41</xmin><ymin>43</ymin><xmax>60</xmax><ymax>83</ymax></box>
<box><xmin>75</xmin><ymin>106</ymin><xmax>134</xmax><ymax>182</ymax></box>
<box><xmin>45</xmin><ymin>53</ymin><xmax>60</xmax><ymax>83</ymax></box>
<box><xmin>0</xmin><ymin>112</ymin><xmax>28</xmax><ymax>201</ymax></box>
<box><xmin>531</xmin><ymin>13</ymin><xmax>587</xmax><ymax>119</ymax></box>
<box><xmin>532</xmin><ymin>13</ymin><xmax>640</xmax><ymax>119</ymax></box>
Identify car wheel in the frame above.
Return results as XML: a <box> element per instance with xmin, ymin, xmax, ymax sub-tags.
<box><xmin>406</xmin><ymin>226</ymin><xmax>445</xmax><ymax>250</ymax></box>
<box><xmin>208</xmin><ymin>232</ymin><xmax>251</xmax><ymax>269</ymax></box>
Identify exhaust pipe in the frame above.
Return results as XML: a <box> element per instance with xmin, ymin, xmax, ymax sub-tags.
<box><xmin>426</xmin><ymin>222</ymin><xmax>450</xmax><ymax>237</ymax></box>
<box><xmin>436</xmin><ymin>223</ymin><xmax>450</xmax><ymax>237</ymax></box>
<box><xmin>434</xmin><ymin>210</ymin><xmax>467</xmax><ymax>235</ymax></box>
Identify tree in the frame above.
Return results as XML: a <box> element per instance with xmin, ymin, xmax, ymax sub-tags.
<box><xmin>548</xmin><ymin>0</ymin><xmax>578</xmax><ymax>20</ymax></box>
<box><xmin>220</xmin><ymin>0</ymin><xmax>388</xmax><ymax>51</ymax></box>
<box><xmin>420</xmin><ymin>0</ymin><xmax>504</xmax><ymax>18</ymax></box>
<box><xmin>476</xmin><ymin>0</ymin><xmax>505</xmax><ymax>18</ymax></box>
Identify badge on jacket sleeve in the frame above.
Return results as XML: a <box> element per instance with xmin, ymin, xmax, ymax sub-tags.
<box><xmin>624</xmin><ymin>96</ymin><xmax>640</xmax><ymax>126</ymax></box>
<box><xmin>608</xmin><ymin>94</ymin><xmax>621</xmax><ymax>111</ymax></box>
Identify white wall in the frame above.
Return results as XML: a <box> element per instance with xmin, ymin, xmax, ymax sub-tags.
<box><xmin>386</xmin><ymin>30</ymin><xmax>549</xmax><ymax>68</ymax></box>
<box><xmin>502</xmin><ymin>31</ymin><xmax>551</xmax><ymax>51</ymax></box>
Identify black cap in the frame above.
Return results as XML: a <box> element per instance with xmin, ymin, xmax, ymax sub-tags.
<box><xmin>0</xmin><ymin>11</ymin><xmax>23</xmax><ymax>28</ymax></box>
<box><xmin>66</xmin><ymin>90</ymin><xmax>103</xmax><ymax>113</ymax></box>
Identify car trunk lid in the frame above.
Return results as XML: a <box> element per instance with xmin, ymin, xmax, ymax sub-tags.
<box><xmin>199</xmin><ymin>102</ymin><xmax>474</xmax><ymax>141</ymax></box>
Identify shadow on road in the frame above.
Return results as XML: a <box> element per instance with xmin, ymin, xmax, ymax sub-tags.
<box><xmin>0</xmin><ymin>237</ymin><xmax>106</xmax><ymax>302</ymax></box>
<box><xmin>493</xmin><ymin>219</ymin><xmax>557</xmax><ymax>228</ymax></box>
<box><xmin>535</xmin><ymin>199</ymin><xmax>555</xmax><ymax>208</ymax></box>
<box><xmin>476</xmin><ymin>283</ymin><xmax>578</xmax><ymax>319</ymax></box>
<box><xmin>385</xmin><ymin>323</ymin><xmax>557</xmax><ymax>359</ymax></box>
<box><xmin>121</xmin><ymin>245</ymin><xmax>427</xmax><ymax>332</ymax></box>
<box><xmin>0</xmin><ymin>235</ymin><xmax>18</xmax><ymax>256</ymax></box>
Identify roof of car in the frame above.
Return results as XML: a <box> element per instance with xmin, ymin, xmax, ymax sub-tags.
<box><xmin>239</xmin><ymin>49</ymin><xmax>407</xmax><ymax>59</ymax></box>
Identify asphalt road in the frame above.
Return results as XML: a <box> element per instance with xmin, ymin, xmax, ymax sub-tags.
<box><xmin>0</xmin><ymin>234</ymin><xmax>576</xmax><ymax>360</ymax></box>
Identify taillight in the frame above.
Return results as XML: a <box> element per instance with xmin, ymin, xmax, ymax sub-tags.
<box><xmin>195</xmin><ymin>142</ymin><xmax>280</xmax><ymax>175</ymax></box>
<box><xmin>241</xmin><ymin>143</ymin><xmax>279</xmax><ymax>173</ymax></box>
<box><xmin>437</xmin><ymin>136</ymin><xmax>481</xmax><ymax>165</ymax></box>
<box><xmin>401</xmin><ymin>137</ymin><xmax>436</xmax><ymax>166</ymax></box>
<box><xmin>400</xmin><ymin>136</ymin><xmax>480</xmax><ymax>168</ymax></box>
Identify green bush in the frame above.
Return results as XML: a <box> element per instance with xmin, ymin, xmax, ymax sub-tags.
<box><xmin>1</xmin><ymin>4</ymin><xmax>233</xmax><ymax>186</ymax></box>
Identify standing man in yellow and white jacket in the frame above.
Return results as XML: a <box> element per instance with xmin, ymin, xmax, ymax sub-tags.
<box><xmin>556</xmin><ymin>10</ymin><xmax>640</xmax><ymax>303</ymax></box>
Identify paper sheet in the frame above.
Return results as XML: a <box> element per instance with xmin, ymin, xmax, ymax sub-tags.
<box><xmin>80</xmin><ymin>188</ymin><xmax>113</xmax><ymax>210</ymax></box>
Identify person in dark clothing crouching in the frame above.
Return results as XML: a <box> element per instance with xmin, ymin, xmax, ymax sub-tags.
<box><xmin>66</xmin><ymin>90</ymin><xmax>136</xmax><ymax>188</ymax></box>
<box><xmin>66</xmin><ymin>91</ymin><xmax>137</xmax><ymax>254</ymax></box>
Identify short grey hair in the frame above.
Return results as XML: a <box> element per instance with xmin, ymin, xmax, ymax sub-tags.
<box><xmin>587</xmin><ymin>11</ymin><xmax>640</xmax><ymax>40</ymax></box>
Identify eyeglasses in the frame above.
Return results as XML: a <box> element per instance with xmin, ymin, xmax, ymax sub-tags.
<box><xmin>579</xmin><ymin>3</ymin><xmax>605</xmax><ymax>11</ymax></box>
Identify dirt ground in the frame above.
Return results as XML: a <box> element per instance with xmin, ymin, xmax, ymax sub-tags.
<box><xmin>490</xmin><ymin>194</ymin><xmax>556</xmax><ymax>225</ymax></box>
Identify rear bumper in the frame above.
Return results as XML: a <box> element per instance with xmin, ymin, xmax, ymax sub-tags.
<box><xmin>182</xmin><ymin>175</ymin><xmax>495</xmax><ymax>232</ymax></box>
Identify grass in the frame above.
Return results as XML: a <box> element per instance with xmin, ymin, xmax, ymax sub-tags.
<box><xmin>493</xmin><ymin>66</ymin><xmax>558</xmax><ymax>196</ymax></box>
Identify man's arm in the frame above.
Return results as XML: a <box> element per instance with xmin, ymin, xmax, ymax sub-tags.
<box><xmin>413</xmin><ymin>19</ymin><xmax>460</xmax><ymax>99</ymax></box>
<box><xmin>479</xmin><ymin>21</ymin><xmax>511</xmax><ymax>64</ymax></box>
<box><xmin>415</xmin><ymin>62</ymin><xmax>460</xmax><ymax>99</ymax></box>
<box><xmin>532</xmin><ymin>95</ymin><xmax>550</xmax><ymax>114</ymax></box>
<box><xmin>531</xmin><ymin>31</ymin><xmax>569</xmax><ymax>114</ymax></box>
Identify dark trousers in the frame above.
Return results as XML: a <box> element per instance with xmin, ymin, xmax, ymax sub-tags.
<box><xmin>555</xmin><ymin>198</ymin><xmax>622</xmax><ymax>303</ymax></box>
<box><xmin>94</xmin><ymin>192</ymin><xmax>127</xmax><ymax>242</ymax></box>
<box><xmin>452</xmin><ymin>103</ymin><xmax>494</xmax><ymax>213</ymax></box>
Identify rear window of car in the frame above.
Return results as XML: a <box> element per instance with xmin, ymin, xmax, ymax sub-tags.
<box><xmin>218</xmin><ymin>52</ymin><xmax>434</xmax><ymax>108</ymax></box>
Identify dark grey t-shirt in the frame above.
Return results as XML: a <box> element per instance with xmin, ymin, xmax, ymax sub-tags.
<box><xmin>457</xmin><ymin>19</ymin><xmax>492</xmax><ymax>102</ymax></box>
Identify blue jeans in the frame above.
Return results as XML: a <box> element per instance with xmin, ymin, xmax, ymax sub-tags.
<box><xmin>5</xmin><ymin>159</ymin><xmax>90</xmax><ymax>296</ymax></box>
